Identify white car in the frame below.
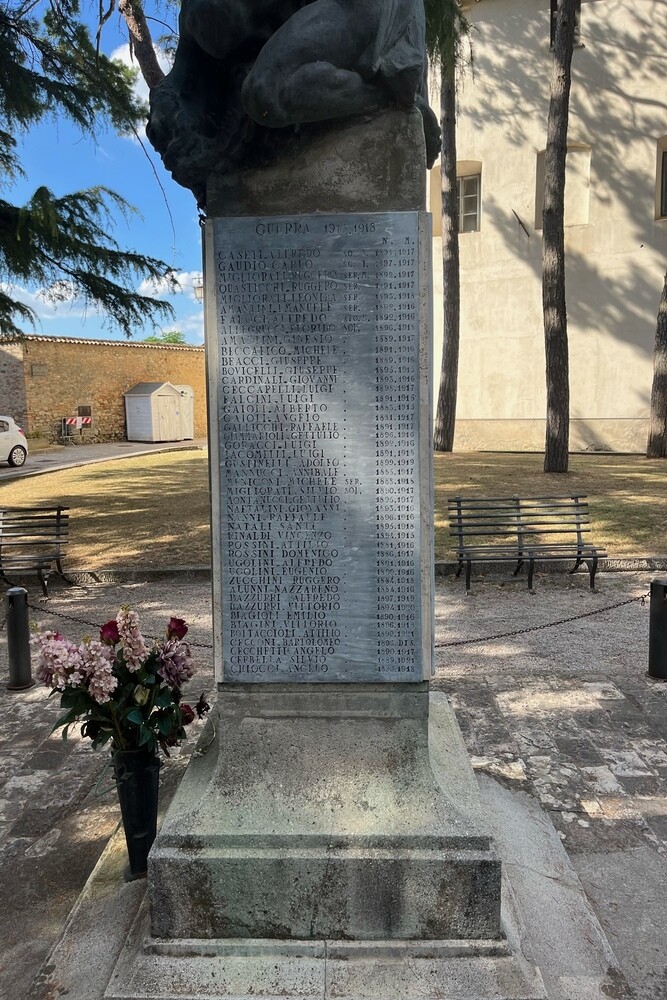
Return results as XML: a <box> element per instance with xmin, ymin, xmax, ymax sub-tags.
<box><xmin>0</xmin><ymin>416</ymin><xmax>28</xmax><ymax>467</ymax></box>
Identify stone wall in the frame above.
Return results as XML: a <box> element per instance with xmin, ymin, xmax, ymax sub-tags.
<box><xmin>0</xmin><ymin>343</ymin><xmax>27</xmax><ymax>427</ymax></box>
<box><xmin>1</xmin><ymin>337</ymin><xmax>207</xmax><ymax>441</ymax></box>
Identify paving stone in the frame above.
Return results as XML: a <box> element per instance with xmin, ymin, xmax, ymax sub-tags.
<box><xmin>645</xmin><ymin>812</ymin><xmax>667</xmax><ymax>842</ymax></box>
<box><xmin>581</xmin><ymin>681</ymin><xmax>626</xmax><ymax>700</ymax></box>
<box><xmin>552</xmin><ymin>734</ymin><xmax>606</xmax><ymax>766</ymax></box>
<box><xmin>549</xmin><ymin>811</ymin><xmax>649</xmax><ymax>854</ymax></box>
<box><xmin>599</xmin><ymin>749</ymin><xmax>655</xmax><ymax>777</ymax></box>
<box><xmin>614</xmin><ymin>776</ymin><xmax>666</xmax><ymax>801</ymax></box>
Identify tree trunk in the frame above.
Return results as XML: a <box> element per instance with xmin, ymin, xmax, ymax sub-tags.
<box><xmin>433</xmin><ymin>69</ymin><xmax>460</xmax><ymax>452</ymax></box>
<box><xmin>118</xmin><ymin>0</ymin><xmax>165</xmax><ymax>90</ymax></box>
<box><xmin>542</xmin><ymin>0</ymin><xmax>577</xmax><ymax>473</ymax></box>
<box><xmin>647</xmin><ymin>272</ymin><xmax>667</xmax><ymax>458</ymax></box>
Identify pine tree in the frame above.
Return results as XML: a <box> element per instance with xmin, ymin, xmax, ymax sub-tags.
<box><xmin>425</xmin><ymin>0</ymin><xmax>470</xmax><ymax>453</ymax></box>
<box><xmin>0</xmin><ymin>0</ymin><xmax>175</xmax><ymax>339</ymax></box>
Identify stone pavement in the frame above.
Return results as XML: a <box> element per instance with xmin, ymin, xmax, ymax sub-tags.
<box><xmin>0</xmin><ymin>569</ymin><xmax>665</xmax><ymax>999</ymax></box>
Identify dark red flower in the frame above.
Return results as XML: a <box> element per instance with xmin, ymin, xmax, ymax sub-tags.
<box><xmin>180</xmin><ymin>703</ymin><xmax>195</xmax><ymax>725</ymax></box>
<box><xmin>167</xmin><ymin>617</ymin><xmax>188</xmax><ymax>640</ymax></box>
<box><xmin>100</xmin><ymin>620</ymin><xmax>120</xmax><ymax>644</ymax></box>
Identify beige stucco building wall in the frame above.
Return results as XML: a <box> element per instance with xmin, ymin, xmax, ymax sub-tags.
<box><xmin>0</xmin><ymin>336</ymin><xmax>207</xmax><ymax>441</ymax></box>
<box><xmin>431</xmin><ymin>0</ymin><xmax>667</xmax><ymax>451</ymax></box>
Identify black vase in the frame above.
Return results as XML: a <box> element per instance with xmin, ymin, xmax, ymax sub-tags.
<box><xmin>113</xmin><ymin>749</ymin><xmax>161</xmax><ymax>882</ymax></box>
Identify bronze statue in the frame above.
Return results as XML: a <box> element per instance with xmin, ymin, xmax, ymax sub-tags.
<box><xmin>147</xmin><ymin>0</ymin><xmax>440</xmax><ymax>206</ymax></box>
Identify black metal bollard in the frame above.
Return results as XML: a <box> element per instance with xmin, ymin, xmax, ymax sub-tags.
<box><xmin>6</xmin><ymin>587</ymin><xmax>34</xmax><ymax>690</ymax></box>
<box><xmin>648</xmin><ymin>578</ymin><xmax>667</xmax><ymax>680</ymax></box>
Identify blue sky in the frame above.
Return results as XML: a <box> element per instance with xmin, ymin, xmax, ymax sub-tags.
<box><xmin>9</xmin><ymin>8</ymin><xmax>205</xmax><ymax>345</ymax></box>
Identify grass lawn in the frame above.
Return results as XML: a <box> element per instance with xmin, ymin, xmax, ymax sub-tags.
<box><xmin>436</xmin><ymin>452</ymin><xmax>667</xmax><ymax>561</ymax></box>
<box><xmin>0</xmin><ymin>450</ymin><xmax>664</xmax><ymax>570</ymax></box>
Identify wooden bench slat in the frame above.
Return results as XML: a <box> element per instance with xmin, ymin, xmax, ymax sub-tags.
<box><xmin>447</xmin><ymin>493</ymin><xmax>588</xmax><ymax>508</ymax></box>
<box><xmin>0</xmin><ymin>505</ymin><xmax>72</xmax><ymax>597</ymax></box>
<box><xmin>448</xmin><ymin>495</ymin><xmax>605</xmax><ymax>592</ymax></box>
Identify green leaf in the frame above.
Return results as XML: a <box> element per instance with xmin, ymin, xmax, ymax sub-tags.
<box><xmin>157</xmin><ymin>714</ymin><xmax>173</xmax><ymax>736</ymax></box>
<box><xmin>52</xmin><ymin>708</ymin><xmax>77</xmax><ymax>732</ymax></box>
<box><xmin>126</xmin><ymin>709</ymin><xmax>145</xmax><ymax>726</ymax></box>
<box><xmin>156</xmin><ymin>688</ymin><xmax>173</xmax><ymax>708</ymax></box>
<box><xmin>138</xmin><ymin>725</ymin><xmax>153</xmax><ymax>747</ymax></box>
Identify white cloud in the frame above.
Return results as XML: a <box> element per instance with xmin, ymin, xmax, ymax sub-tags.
<box><xmin>40</xmin><ymin>280</ymin><xmax>80</xmax><ymax>304</ymax></box>
<box><xmin>178</xmin><ymin>311</ymin><xmax>205</xmax><ymax>344</ymax></box>
<box><xmin>155</xmin><ymin>311</ymin><xmax>204</xmax><ymax>345</ymax></box>
<box><xmin>138</xmin><ymin>270</ymin><xmax>202</xmax><ymax>301</ymax></box>
<box><xmin>2</xmin><ymin>283</ymin><xmax>89</xmax><ymax>322</ymax></box>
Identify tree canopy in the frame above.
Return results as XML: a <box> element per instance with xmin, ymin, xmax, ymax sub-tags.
<box><xmin>143</xmin><ymin>328</ymin><xmax>185</xmax><ymax>344</ymax></box>
<box><xmin>0</xmin><ymin>0</ymin><xmax>175</xmax><ymax>340</ymax></box>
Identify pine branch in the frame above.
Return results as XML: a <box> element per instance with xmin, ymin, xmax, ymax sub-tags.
<box><xmin>0</xmin><ymin>2</ymin><xmax>178</xmax><ymax>339</ymax></box>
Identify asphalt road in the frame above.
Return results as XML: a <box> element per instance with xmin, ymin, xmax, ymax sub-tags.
<box><xmin>0</xmin><ymin>439</ymin><xmax>207</xmax><ymax>483</ymax></box>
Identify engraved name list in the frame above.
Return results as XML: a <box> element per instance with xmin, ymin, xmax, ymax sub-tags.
<box><xmin>209</xmin><ymin>212</ymin><xmax>428</xmax><ymax>683</ymax></box>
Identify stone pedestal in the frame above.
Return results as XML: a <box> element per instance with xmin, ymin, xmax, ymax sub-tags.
<box><xmin>147</xmin><ymin>105</ymin><xmax>502</xmax><ymax>950</ymax></box>
<box><xmin>106</xmin><ymin>692</ymin><xmax>547</xmax><ymax>1000</ymax></box>
<box><xmin>149</xmin><ymin>686</ymin><xmax>501</xmax><ymax>941</ymax></box>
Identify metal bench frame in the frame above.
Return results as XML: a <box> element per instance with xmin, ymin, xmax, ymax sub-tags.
<box><xmin>448</xmin><ymin>495</ymin><xmax>606</xmax><ymax>593</ymax></box>
<box><xmin>0</xmin><ymin>505</ymin><xmax>73</xmax><ymax>597</ymax></box>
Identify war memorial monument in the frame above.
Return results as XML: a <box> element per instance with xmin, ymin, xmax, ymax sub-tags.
<box><xmin>103</xmin><ymin>1</ymin><xmax>545</xmax><ymax>996</ymax></box>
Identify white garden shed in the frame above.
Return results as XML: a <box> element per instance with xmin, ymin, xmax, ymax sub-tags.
<box><xmin>124</xmin><ymin>382</ymin><xmax>188</xmax><ymax>442</ymax></box>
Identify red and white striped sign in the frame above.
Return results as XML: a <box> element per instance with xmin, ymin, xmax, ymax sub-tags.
<box><xmin>64</xmin><ymin>416</ymin><xmax>92</xmax><ymax>427</ymax></box>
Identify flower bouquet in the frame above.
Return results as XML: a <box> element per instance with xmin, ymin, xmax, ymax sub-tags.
<box><xmin>32</xmin><ymin>607</ymin><xmax>207</xmax><ymax>754</ymax></box>
<box><xmin>32</xmin><ymin>607</ymin><xmax>210</xmax><ymax>879</ymax></box>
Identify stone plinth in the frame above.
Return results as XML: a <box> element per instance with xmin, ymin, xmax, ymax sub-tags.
<box><xmin>149</xmin><ymin>687</ymin><xmax>501</xmax><ymax>941</ymax></box>
<box><xmin>206</xmin><ymin>109</ymin><xmax>426</xmax><ymax>217</ymax></box>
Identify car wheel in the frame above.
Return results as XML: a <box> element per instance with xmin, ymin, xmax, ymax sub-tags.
<box><xmin>8</xmin><ymin>445</ymin><xmax>26</xmax><ymax>467</ymax></box>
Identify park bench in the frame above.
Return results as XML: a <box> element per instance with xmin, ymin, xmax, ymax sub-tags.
<box><xmin>448</xmin><ymin>495</ymin><xmax>606</xmax><ymax>593</ymax></box>
<box><xmin>0</xmin><ymin>505</ymin><xmax>72</xmax><ymax>597</ymax></box>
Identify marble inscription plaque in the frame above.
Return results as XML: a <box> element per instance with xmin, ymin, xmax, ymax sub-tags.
<box><xmin>207</xmin><ymin>212</ymin><xmax>430</xmax><ymax>682</ymax></box>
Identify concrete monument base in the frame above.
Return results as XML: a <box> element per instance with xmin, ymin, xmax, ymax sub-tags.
<box><xmin>148</xmin><ymin>688</ymin><xmax>501</xmax><ymax>942</ymax></box>
<box><xmin>105</xmin><ymin>915</ymin><xmax>545</xmax><ymax>1000</ymax></box>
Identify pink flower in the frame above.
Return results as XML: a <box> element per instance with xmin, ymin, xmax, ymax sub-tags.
<box><xmin>167</xmin><ymin>617</ymin><xmax>188</xmax><ymax>640</ymax></box>
<box><xmin>100</xmin><ymin>620</ymin><xmax>120</xmax><ymax>645</ymax></box>
<box><xmin>116</xmin><ymin>606</ymin><xmax>149</xmax><ymax>672</ymax></box>
<box><xmin>157</xmin><ymin>638</ymin><xmax>194</xmax><ymax>687</ymax></box>
<box><xmin>80</xmin><ymin>640</ymin><xmax>117</xmax><ymax>704</ymax></box>
<box><xmin>32</xmin><ymin>631</ymin><xmax>84</xmax><ymax>690</ymax></box>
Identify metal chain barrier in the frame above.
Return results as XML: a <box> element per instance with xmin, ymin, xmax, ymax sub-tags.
<box><xmin>435</xmin><ymin>591</ymin><xmax>650</xmax><ymax>650</ymax></box>
<box><xmin>21</xmin><ymin>591</ymin><xmax>650</xmax><ymax>656</ymax></box>
<box><xmin>24</xmin><ymin>600</ymin><xmax>215</xmax><ymax>649</ymax></box>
